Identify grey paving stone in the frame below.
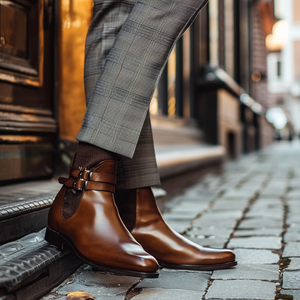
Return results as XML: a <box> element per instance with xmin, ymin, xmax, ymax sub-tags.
<box><xmin>187</xmin><ymin>228</ymin><xmax>233</xmax><ymax>237</ymax></box>
<box><xmin>40</xmin><ymin>296</ymin><xmax>67</xmax><ymax>300</ymax></box>
<box><xmin>203</xmin><ymin>210</ymin><xmax>244</xmax><ymax>219</ymax></box>
<box><xmin>279</xmin><ymin>290</ymin><xmax>300</xmax><ymax>300</ymax></box>
<box><xmin>194</xmin><ymin>211</ymin><xmax>242</xmax><ymax>230</ymax></box>
<box><xmin>211</xmin><ymin>200</ymin><xmax>248</xmax><ymax>211</ymax></box>
<box><xmin>222</xmin><ymin>189</ymin><xmax>256</xmax><ymax>199</ymax></box>
<box><xmin>251</xmin><ymin>198</ymin><xmax>282</xmax><ymax>209</ymax></box>
<box><xmin>163</xmin><ymin>212</ymin><xmax>193</xmax><ymax>220</ymax></box>
<box><xmin>187</xmin><ymin>237</ymin><xmax>228</xmax><ymax>248</ymax></box>
<box><xmin>162</xmin><ymin>220</ymin><xmax>190</xmax><ymax>233</ymax></box>
<box><xmin>260</xmin><ymin>189</ymin><xmax>286</xmax><ymax>197</ymax></box>
<box><xmin>194</xmin><ymin>218</ymin><xmax>238</xmax><ymax>230</ymax></box>
<box><xmin>228</xmin><ymin>236</ymin><xmax>282</xmax><ymax>250</ymax></box>
<box><xmin>163</xmin><ymin>211</ymin><xmax>199</xmax><ymax>219</ymax></box>
<box><xmin>254</xmin><ymin>196</ymin><xmax>283</xmax><ymax>202</ymax></box>
<box><xmin>286</xmin><ymin>195</ymin><xmax>300</xmax><ymax>201</ymax></box>
<box><xmin>53</xmin><ymin>267</ymin><xmax>139</xmax><ymax>298</ymax></box>
<box><xmin>133</xmin><ymin>288</ymin><xmax>204</xmax><ymax>300</ymax></box>
<box><xmin>282</xmin><ymin>271</ymin><xmax>300</xmax><ymax>289</ymax></box>
<box><xmin>246</xmin><ymin>210</ymin><xmax>283</xmax><ymax>220</ymax></box>
<box><xmin>211</xmin><ymin>264</ymin><xmax>279</xmax><ymax>281</ymax></box>
<box><xmin>239</xmin><ymin>184</ymin><xmax>263</xmax><ymax>190</ymax></box>
<box><xmin>287</xmin><ymin>211</ymin><xmax>300</xmax><ymax>223</ymax></box>
<box><xmin>289</xmin><ymin>182</ymin><xmax>300</xmax><ymax>189</ymax></box>
<box><xmin>238</xmin><ymin>218</ymin><xmax>283</xmax><ymax>229</ymax></box>
<box><xmin>266</xmin><ymin>182</ymin><xmax>287</xmax><ymax>188</ymax></box>
<box><xmin>234</xmin><ymin>228</ymin><xmax>282</xmax><ymax>237</ymax></box>
<box><xmin>227</xmin><ymin>249</ymin><xmax>279</xmax><ymax>264</ymax></box>
<box><xmin>286</xmin><ymin>258</ymin><xmax>300</xmax><ymax>271</ymax></box>
<box><xmin>171</xmin><ymin>202</ymin><xmax>209</xmax><ymax>214</ymax></box>
<box><xmin>205</xmin><ymin>280</ymin><xmax>276</xmax><ymax>300</ymax></box>
<box><xmin>287</xmin><ymin>214</ymin><xmax>300</xmax><ymax>225</ymax></box>
<box><xmin>186</xmin><ymin>229</ymin><xmax>233</xmax><ymax>247</ymax></box>
<box><xmin>138</xmin><ymin>269</ymin><xmax>210</xmax><ymax>291</ymax></box>
<box><xmin>284</xmin><ymin>231</ymin><xmax>300</xmax><ymax>243</ymax></box>
<box><xmin>181</xmin><ymin>196</ymin><xmax>216</xmax><ymax>204</ymax></box>
<box><xmin>283</xmin><ymin>242</ymin><xmax>300</xmax><ymax>257</ymax></box>
<box><xmin>287</xmin><ymin>200</ymin><xmax>300</xmax><ymax>207</ymax></box>
<box><xmin>183</xmin><ymin>189</ymin><xmax>217</xmax><ymax>200</ymax></box>
<box><xmin>287</xmin><ymin>190</ymin><xmax>300</xmax><ymax>197</ymax></box>
<box><xmin>289</xmin><ymin>223</ymin><xmax>300</xmax><ymax>232</ymax></box>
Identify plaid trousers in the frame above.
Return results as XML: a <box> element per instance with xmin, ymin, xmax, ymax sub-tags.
<box><xmin>77</xmin><ymin>0</ymin><xmax>209</xmax><ymax>189</ymax></box>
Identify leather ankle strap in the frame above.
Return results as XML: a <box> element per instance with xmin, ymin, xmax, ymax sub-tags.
<box><xmin>69</xmin><ymin>168</ymin><xmax>117</xmax><ymax>185</ymax></box>
<box><xmin>58</xmin><ymin>177</ymin><xmax>115</xmax><ymax>193</ymax></box>
<box><xmin>59</xmin><ymin>166</ymin><xmax>117</xmax><ymax>192</ymax></box>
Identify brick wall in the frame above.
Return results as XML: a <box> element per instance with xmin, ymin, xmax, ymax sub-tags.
<box><xmin>249</xmin><ymin>0</ymin><xmax>273</xmax><ymax>109</ymax></box>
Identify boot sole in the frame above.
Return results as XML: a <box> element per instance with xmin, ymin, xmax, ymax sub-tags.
<box><xmin>158</xmin><ymin>260</ymin><xmax>237</xmax><ymax>271</ymax></box>
<box><xmin>45</xmin><ymin>227</ymin><xmax>159</xmax><ymax>278</ymax></box>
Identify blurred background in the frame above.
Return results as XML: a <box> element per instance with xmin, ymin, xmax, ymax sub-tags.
<box><xmin>0</xmin><ymin>0</ymin><xmax>299</xmax><ymax>183</ymax></box>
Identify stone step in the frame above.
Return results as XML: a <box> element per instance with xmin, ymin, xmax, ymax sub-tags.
<box><xmin>0</xmin><ymin>229</ymin><xmax>82</xmax><ymax>300</ymax></box>
<box><xmin>0</xmin><ymin>180</ymin><xmax>60</xmax><ymax>245</ymax></box>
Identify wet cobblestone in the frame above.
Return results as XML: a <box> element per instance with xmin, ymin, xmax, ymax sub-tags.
<box><xmin>42</xmin><ymin>142</ymin><xmax>300</xmax><ymax>300</ymax></box>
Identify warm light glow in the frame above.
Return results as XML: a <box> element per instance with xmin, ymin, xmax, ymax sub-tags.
<box><xmin>58</xmin><ymin>0</ymin><xmax>93</xmax><ymax>140</ymax></box>
<box><xmin>266</xmin><ymin>107</ymin><xmax>287</xmax><ymax>129</ymax></box>
<box><xmin>168</xmin><ymin>48</ymin><xmax>176</xmax><ymax>118</ymax></box>
<box><xmin>168</xmin><ymin>97</ymin><xmax>176</xmax><ymax>117</ymax></box>
<box><xmin>150</xmin><ymin>90</ymin><xmax>159</xmax><ymax>115</ymax></box>
<box><xmin>266</xmin><ymin>20</ymin><xmax>288</xmax><ymax>51</ymax></box>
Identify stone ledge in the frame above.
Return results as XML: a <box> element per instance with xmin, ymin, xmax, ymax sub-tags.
<box><xmin>156</xmin><ymin>144</ymin><xmax>225</xmax><ymax>179</ymax></box>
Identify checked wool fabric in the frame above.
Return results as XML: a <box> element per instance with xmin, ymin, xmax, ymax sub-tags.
<box><xmin>78</xmin><ymin>0</ymin><xmax>209</xmax><ymax>189</ymax></box>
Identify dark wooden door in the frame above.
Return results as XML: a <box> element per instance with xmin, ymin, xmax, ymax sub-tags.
<box><xmin>0</xmin><ymin>0</ymin><xmax>56</xmax><ymax>182</ymax></box>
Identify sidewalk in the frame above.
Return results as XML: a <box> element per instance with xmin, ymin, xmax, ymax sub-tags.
<box><xmin>42</xmin><ymin>142</ymin><xmax>300</xmax><ymax>300</ymax></box>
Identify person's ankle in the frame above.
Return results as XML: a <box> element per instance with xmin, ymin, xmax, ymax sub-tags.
<box><xmin>74</xmin><ymin>141</ymin><xmax>117</xmax><ymax>169</ymax></box>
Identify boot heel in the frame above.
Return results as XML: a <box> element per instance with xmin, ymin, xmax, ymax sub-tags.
<box><xmin>45</xmin><ymin>227</ymin><xmax>66</xmax><ymax>250</ymax></box>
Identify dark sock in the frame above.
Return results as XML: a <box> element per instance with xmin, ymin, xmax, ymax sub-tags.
<box><xmin>74</xmin><ymin>141</ymin><xmax>117</xmax><ymax>169</ymax></box>
<box><xmin>114</xmin><ymin>189</ymin><xmax>137</xmax><ymax>232</ymax></box>
<box><xmin>63</xmin><ymin>142</ymin><xmax>117</xmax><ymax>219</ymax></box>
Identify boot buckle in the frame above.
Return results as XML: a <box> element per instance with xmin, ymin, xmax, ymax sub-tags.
<box><xmin>73</xmin><ymin>178</ymin><xmax>87</xmax><ymax>191</ymax></box>
<box><xmin>78</xmin><ymin>169</ymin><xmax>93</xmax><ymax>181</ymax></box>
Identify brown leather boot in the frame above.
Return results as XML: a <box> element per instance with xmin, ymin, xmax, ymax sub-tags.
<box><xmin>45</xmin><ymin>161</ymin><xmax>159</xmax><ymax>278</ymax></box>
<box><xmin>115</xmin><ymin>187</ymin><xmax>237</xmax><ymax>271</ymax></box>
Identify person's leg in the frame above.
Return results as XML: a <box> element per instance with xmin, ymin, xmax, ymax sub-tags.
<box><xmin>117</xmin><ymin>111</ymin><xmax>160</xmax><ymax>189</ymax></box>
<box><xmin>84</xmin><ymin>0</ymin><xmax>137</xmax><ymax>105</ymax></box>
<box><xmin>75</xmin><ymin>0</ymin><xmax>137</xmax><ymax>170</ymax></box>
<box><xmin>76</xmin><ymin>0</ymin><xmax>210</xmax><ymax>159</ymax></box>
<box><xmin>46</xmin><ymin>0</ymin><xmax>159</xmax><ymax>278</ymax></box>
<box><xmin>83</xmin><ymin>0</ymin><xmax>160</xmax><ymax>190</ymax></box>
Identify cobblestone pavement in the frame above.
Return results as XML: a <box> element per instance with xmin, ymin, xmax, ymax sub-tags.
<box><xmin>42</xmin><ymin>142</ymin><xmax>300</xmax><ymax>300</ymax></box>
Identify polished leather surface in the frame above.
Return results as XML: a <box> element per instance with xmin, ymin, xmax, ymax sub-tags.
<box><xmin>131</xmin><ymin>187</ymin><xmax>236</xmax><ymax>266</ymax></box>
<box><xmin>47</xmin><ymin>161</ymin><xmax>158</xmax><ymax>273</ymax></box>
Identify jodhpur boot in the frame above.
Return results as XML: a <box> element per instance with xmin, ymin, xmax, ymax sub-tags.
<box><xmin>115</xmin><ymin>187</ymin><xmax>237</xmax><ymax>271</ymax></box>
<box><xmin>45</xmin><ymin>160</ymin><xmax>159</xmax><ymax>278</ymax></box>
